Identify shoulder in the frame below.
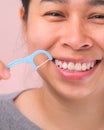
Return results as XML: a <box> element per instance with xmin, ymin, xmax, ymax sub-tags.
<box><xmin>0</xmin><ymin>88</ymin><xmax>32</xmax><ymax>103</ymax></box>
<box><xmin>0</xmin><ymin>92</ymin><xmax>20</xmax><ymax>101</ymax></box>
<box><xmin>0</xmin><ymin>91</ymin><xmax>21</xmax><ymax>129</ymax></box>
<box><xmin>0</xmin><ymin>91</ymin><xmax>22</xmax><ymax>109</ymax></box>
<box><xmin>0</xmin><ymin>89</ymin><xmax>30</xmax><ymax>113</ymax></box>
<box><xmin>0</xmin><ymin>89</ymin><xmax>42</xmax><ymax>130</ymax></box>
<box><xmin>0</xmin><ymin>91</ymin><xmax>21</xmax><ymax>116</ymax></box>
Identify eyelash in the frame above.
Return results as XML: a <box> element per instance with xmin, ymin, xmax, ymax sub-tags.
<box><xmin>89</xmin><ymin>14</ymin><xmax>104</xmax><ymax>19</ymax></box>
<box><xmin>44</xmin><ymin>11</ymin><xmax>65</xmax><ymax>17</ymax></box>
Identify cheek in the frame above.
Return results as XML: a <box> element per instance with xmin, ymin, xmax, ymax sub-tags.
<box><xmin>90</xmin><ymin>27</ymin><xmax>104</xmax><ymax>50</ymax></box>
<box><xmin>25</xmin><ymin>22</ymin><xmax>59</xmax><ymax>53</ymax></box>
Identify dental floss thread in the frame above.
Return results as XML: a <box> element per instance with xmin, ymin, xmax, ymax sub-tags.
<box><xmin>36</xmin><ymin>59</ymin><xmax>50</xmax><ymax>70</ymax></box>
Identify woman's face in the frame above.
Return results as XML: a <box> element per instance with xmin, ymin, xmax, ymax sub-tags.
<box><xmin>22</xmin><ymin>0</ymin><xmax>104</xmax><ymax>99</ymax></box>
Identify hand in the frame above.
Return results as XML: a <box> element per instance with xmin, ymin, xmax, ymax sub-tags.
<box><xmin>0</xmin><ymin>61</ymin><xmax>11</xmax><ymax>80</ymax></box>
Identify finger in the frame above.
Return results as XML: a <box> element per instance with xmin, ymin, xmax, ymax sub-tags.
<box><xmin>0</xmin><ymin>61</ymin><xmax>11</xmax><ymax>79</ymax></box>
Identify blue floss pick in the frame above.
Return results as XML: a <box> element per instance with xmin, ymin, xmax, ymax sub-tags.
<box><xmin>7</xmin><ymin>50</ymin><xmax>53</xmax><ymax>70</ymax></box>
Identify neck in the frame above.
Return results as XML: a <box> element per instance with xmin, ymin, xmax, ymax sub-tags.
<box><xmin>39</xmin><ymin>87</ymin><xmax>104</xmax><ymax>130</ymax></box>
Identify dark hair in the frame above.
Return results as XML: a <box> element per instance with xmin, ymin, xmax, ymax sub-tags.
<box><xmin>21</xmin><ymin>0</ymin><xmax>30</xmax><ymax>20</ymax></box>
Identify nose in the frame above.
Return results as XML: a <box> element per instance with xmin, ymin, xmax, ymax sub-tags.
<box><xmin>60</xmin><ymin>19</ymin><xmax>93</xmax><ymax>51</ymax></box>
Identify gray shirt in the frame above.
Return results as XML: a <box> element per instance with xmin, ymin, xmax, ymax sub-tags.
<box><xmin>0</xmin><ymin>91</ymin><xmax>42</xmax><ymax>130</ymax></box>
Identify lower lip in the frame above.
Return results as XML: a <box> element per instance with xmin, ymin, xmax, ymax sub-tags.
<box><xmin>53</xmin><ymin>63</ymin><xmax>99</xmax><ymax>80</ymax></box>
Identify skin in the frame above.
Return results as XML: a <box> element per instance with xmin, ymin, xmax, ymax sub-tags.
<box><xmin>23</xmin><ymin>0</ymin><xmax>104</xmax><ymax>98</ymax></box>
<box><xmin>1</xmin><ymin>0</ymin><xmax>104</xmax><ymax>129</ymax></box>
<box><xmin>0</xmin><ymin>61</ymin><xmax>10</xmax><ymax>79</ymax></box>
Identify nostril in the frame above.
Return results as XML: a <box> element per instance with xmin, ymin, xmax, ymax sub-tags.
<box><xmin>83</xmin><ymin>45</ymin><xmax>89</xmax><ymax>47</ymax></box>
<box><xmin>80</xmin><ymin>43</ymin><xmax>93</xmax><ymax>50</ymax></box>
<box><xmin>81</xmin><ymin>45</ymin><xmax>90</xmax><ymax>49</ymax></box>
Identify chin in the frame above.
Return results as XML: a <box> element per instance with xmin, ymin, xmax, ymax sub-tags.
<box><xmin>52</xmin><ymin>80</ymin><xmax>98</xmax><ymax>100</ymax></box>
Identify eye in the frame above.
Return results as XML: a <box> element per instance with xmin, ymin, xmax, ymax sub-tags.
<box><xmin>88</xmin><ymin>14</ymin><xmax>104</xmax><ymax>24</ymax></box>
<box><xmin>44</xmin><ymin>11</ymin><xmax>65</xmax><ymax>17</ymax></box>
<box><xmin>43</xmin><ymin>10</ymin><xmax>66</xmax><ymax>22</ymax></box>
<box><xmin>89</xmin><ymin>14</ymin><xmax>104</xmax><ymax>19</ymax></box>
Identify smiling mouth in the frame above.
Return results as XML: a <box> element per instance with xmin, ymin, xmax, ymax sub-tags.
<box><xmin>53</xmin><ymin>58</ymin><xmax>101</xmax><ymax>72</ymax></box>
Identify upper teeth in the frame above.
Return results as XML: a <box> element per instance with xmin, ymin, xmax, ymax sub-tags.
<box><xmin>55</xmin><ymin>60</ymin><xmax>95</xmax><ymax>71</ymax></box>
